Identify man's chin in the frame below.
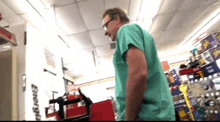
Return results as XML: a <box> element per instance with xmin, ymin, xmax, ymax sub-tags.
<box><xmin>112</xmin><ymin>39</ymin><xmax>116</xmax><ymax>42</ymax></box>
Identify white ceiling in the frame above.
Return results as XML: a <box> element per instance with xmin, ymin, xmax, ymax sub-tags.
<box><xmin>1</xmin><ymin>0</ymin><xmax>220</xmax><ymax>84</ymax></box>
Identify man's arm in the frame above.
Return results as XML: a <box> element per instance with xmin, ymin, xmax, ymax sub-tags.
<box><xmin>124</xmin><ymin>46</ymin><xmax>148</xmax><ymax>121</ymax></box>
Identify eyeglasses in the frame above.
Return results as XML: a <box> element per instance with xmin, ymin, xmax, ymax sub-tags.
<box><xmin>103</xmin><ymin>18</ymin><xmax>114</xmax><ymax>31</ymax></box>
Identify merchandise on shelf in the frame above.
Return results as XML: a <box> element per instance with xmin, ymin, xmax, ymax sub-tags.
<box><xmin>209</xmin><ymin>44</ymin><xmax>220</xmax><ymax>61</ymax></box>
<box><xmin>201</xmin><ymin>61</ymin><xmax>220</xmax><ymax>77</ymax></box>
<box><xmin>213</xmin><ymin>32</ymin><xmax>220</xmax><ymax>42</ymax></box>
<box><xmin>173</xmin><ymin>32</ymin><xmax>220</xmax><ymax>121</ymax></box>
<box><xmin>202</xmin><ymin>50</ymin><xmax>215</xmax><ymax>64</ymax></box>
<box><xmin>201</xmin><ymin>34</ymin><xmax>220</xmax><ymax>51</ymax></box>
<box><xmin>170</xmin><ymin>69</ymin><xmax>182</xmax><ymax>96</ymax></box>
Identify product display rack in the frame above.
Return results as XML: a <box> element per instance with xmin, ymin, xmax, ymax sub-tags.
<box><xmin>169</xmin><ymin>32</ymin><xmax>220</xmax><ymax>121</ymax></box>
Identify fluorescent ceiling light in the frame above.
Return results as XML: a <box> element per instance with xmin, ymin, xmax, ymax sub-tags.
<box><xmin>137</xmin><ymin>0</ymin><xmax>162</xmax><ymax>31</ymax></box>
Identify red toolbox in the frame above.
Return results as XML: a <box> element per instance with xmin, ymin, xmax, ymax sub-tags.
<box><xmin>46</xmin><ymin>89</ymin><xmax>116</xmax><ymax>121</ymax></box>
<box><xmin>65</xmin><ymin>99</ymin><xmax>115</xmax><ymax>121</ymax></box>
<box><xmin>89</xmin><ymin>100</ymin><xmax>115</xmax><ymax>121</ymax></box>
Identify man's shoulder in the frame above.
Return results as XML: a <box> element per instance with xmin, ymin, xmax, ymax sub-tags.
<box><xmin>118</xmin><ymin>23</ymin><xmax>143</xmax><ymax>36</ymax></box>
<box><xmin>120</xmin><ymin>23</ymin><xmax>140</xmax><ymax>30</ymax></box>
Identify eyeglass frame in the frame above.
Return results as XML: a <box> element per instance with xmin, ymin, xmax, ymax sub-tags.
<box><xmin>103</xmin><ymin>17</ymin><xmax>115</xmax><ymax>31</ymax></box>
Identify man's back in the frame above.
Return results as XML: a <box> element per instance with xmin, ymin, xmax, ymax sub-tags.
<box><xmin>113</xmin><ymin>24</ymin><xmax>175</xmax><ymax>121</ymax></box>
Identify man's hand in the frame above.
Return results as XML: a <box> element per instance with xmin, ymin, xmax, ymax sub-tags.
<box><xmin>125</xmin><ymin>46</ymin><xmax>148</xmax><ymax>121</ymax></box>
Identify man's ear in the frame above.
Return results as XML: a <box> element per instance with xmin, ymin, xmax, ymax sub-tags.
<box><xmin>116</xmin><ymin>16</ymin><xmax>121</xmax><ymax>23</ymax></box>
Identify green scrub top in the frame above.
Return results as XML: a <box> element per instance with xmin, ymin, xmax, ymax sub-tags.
<box><xmin>113</xmin><ymin>24</ymin><xmax>175</xmax><ymax>121</ymax></box>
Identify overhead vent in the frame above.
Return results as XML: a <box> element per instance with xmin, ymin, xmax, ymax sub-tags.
<box><xmin>110</xmin><ymin>42</ymin><xmax>116</xmax><ymax>49</ymax></box>
<box><xmin>0</xmin><ymin>27</ymin><xmax>17</xmax><ymax>46</ymax></box>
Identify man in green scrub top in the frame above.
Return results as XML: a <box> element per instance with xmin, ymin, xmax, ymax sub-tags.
<box><xmin>102</xmin><ymin>8</ymin><xmax>175</xmax><ymax>121</ymax></box>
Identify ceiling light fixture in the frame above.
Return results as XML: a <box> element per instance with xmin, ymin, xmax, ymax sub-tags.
<box><xmin>137</xmin><ymin>0</ymin><xmax>162</xmax><ymax>31</ymax></box>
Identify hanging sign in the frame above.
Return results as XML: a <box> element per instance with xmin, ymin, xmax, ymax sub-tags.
<box><xmin>161</xmin><ymin>61</ymin><xmax>170</xmax><ymax>72</ymax></box>
<box><xmin>0</xmin><ymin>27</ymin><xmax>17</xmax><ymax>46</ymax></box>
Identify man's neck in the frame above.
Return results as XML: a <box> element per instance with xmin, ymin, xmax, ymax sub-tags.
<box><xmin>118</xmin><ymin>22</ymin><xmax>128</xmax><ymax>28</ymax></box>
<box><xmin>117</xmin><ymin>22</ymin><xmax>130</xmax><ymax>33</ymax></box>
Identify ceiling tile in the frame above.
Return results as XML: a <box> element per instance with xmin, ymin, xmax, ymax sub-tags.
<box><xmin>77</xmin><ymin>0</ymin><xmax>106</xmax><ymax>30</ymax></box>
<box><xmin>165</xmin><ymin>10</ymin><xmax>188</xmax><ymax>31</ymax></box>
<box><xmin>150</xmin><ymin>13</ymin><xmax>175</xmax><ymax>33</ymax></box>
<box><xmin>105</xmin><ymin>0</ymin><xmax>129</xmax><ymax>13</ymax></box>
<box><xmin>166</xmin><ymin>7</ymin><xmax>207</xmax><ymax>31</ymax></box>
<box><xmin>192</xmin><ymin>1</ymin><xmax>220</xmax><ymax>28</ymax></box>
<box><xmin>0</xmin><ymin>0</ymin><xmax>18</xmax><ymax>18</ymax></box>
<box><xmin>41</xmin><ymin>0</ymin><xmax>75</xmax><ymax>7</ymax></box>
<box><xmin>64</xmin><ymin>49</ymin><xmax>94</xmax><ymax>67</ymax></box>
<box><xmin>176</xmin><ymin>1</ymin><xmax>220</xmax><ymax>30</ymax></box>
<box><xmin>1</xmin><ymin>0</ymin><xmax>35</xmax><ymax>14</ymax></box>
<box><xmin>68</xmin><ymin>36</ymin><xmax>85</xmax><ymax>50</ymax></box>
<box><xmin>89</xmin><ymin>29</ymin><xmax>110</xmax><ymax>46</ymax></box>
<box><xmin>20</xmin><ymin>14</ymin><xmax>46</xmax><ymax>30</ymax></box>
<box><xmin>180</xmin><ymin>0</ymin><xmax>219</xmax><ymax>10</ymax></box>
<box><xmin>158</xmin><ymin>0</ymin><xmax>184</xmax><ymax>15</ymax></box>
<box><xmin>152</xmin><ymin>26</ymin><xmax>192</xmax><ymax>51</ymax></box>
<box><xmin>69</xmin><ymin>31</ymin><xmax>95</xmax><ymax>50</ymax></box>
<box><xmin>76</xmin><ymin>0</ymin><xmax>89</xmax><ymax>2</ymax></box>
<box><xmin>137</xmin><ymin>0</ymin><xmax>162</xmax><ymax>20</ymax></box>
<box><xmin>128</xmin><ymin>0</ymin><xmax>142</xmax><ymax>21</ymax></box>
<box><xmin>0</xmin><ymin>19</ymin><xmax>10</xmax><ymax>27</ymax></box>
<box><xmin>65</xmin><ymin>49</ymin><xmax>97</xmax><ymax>77</ymax></box>
<box><xmin>95</xmin><ymin>44</ymin><xmax>115</xmax><ymax>57</ymax></box>
<box><xmin>180</xmin><ymin>7</ymin><xmax>209</xmax><ymax>29</ymax></box>
<box><xmin>156</xmin><ymin>40</ymin><xmax>177</xmax><ymax>51</ymax></box>
<box><xmin>6</xmin><ymin>16</ymin><xmax>26</xmax><ymax>26</ymax></box>
<box><xmin>55</xmin><ymin>3</ymin><xmax>87</xmax><ymax>35</ymax></box>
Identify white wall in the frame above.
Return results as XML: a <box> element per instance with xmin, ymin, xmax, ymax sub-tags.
<box><xmin>25</xmin><ymin>23</ymin><xmax>69</xmax><ymax>120</ymax></box>
<box><xmin>79</xmin><ymin>78</ymin><xmax>115</xmax><ymax>103</ymax></box>
<box><xmin>159</xmin><ymin>50</ymin><xmax>190</xmax><ymax>64</ymax></box>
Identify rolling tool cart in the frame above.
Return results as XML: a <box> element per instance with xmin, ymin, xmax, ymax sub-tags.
<box><xmin>45</xmin><ymin>88</ymin><xmax>115</xmax><ymax>121</ymax></box>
